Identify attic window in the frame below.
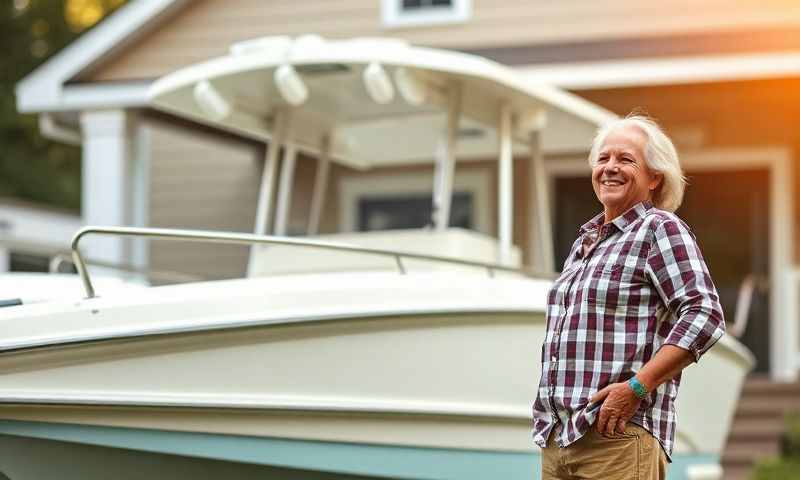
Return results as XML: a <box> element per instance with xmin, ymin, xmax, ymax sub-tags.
<box><xmin>382</xmin><ymin>0</ymin><xmax>472</xmax><ymax>28</ymax></box>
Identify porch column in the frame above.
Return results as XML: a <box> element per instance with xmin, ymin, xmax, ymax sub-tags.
<box><xmin>79</xmin><ymin>109</ymin><xmax>147</xmax><ymax>279</ymax></box>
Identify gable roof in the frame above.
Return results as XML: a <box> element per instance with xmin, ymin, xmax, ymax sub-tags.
<box><xmin>17</xmin><ymin>0</ymin><xmax>800</xmax><ymax>115</ymax></box>
<box><xmin>15</xmin><ymin>0</ymin><xmax>189</xmax><ymax>113</ymax></box>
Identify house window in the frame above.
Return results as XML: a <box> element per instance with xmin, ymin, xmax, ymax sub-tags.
<box><xmin>358</xmin><ymin>191</ymin><xmax>473</xmax><ymax>231</ymax></box>
<box><xmin>381</xmin><ymin>0</ymin><xmax>472</xmax><ymax>28</ymax></box>
<box><xmin>339</xmin><ymin>170</ymin><xmax>490</xmax><ymax>233</ymax></box>
<box><xmin>9</xmin><ymin>252</ymin><xmax>51</xmax><ymax>273</ymax></box>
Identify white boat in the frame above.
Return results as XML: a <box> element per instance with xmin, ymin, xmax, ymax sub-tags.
<box><xmin>0</xmin><ymin>36</ymin><xmax>753</xmax><ymax>480</ymax></box>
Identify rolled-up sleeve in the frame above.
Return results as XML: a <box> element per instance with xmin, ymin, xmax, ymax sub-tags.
<box><xmin>645</xmin><ymin>218</ymin><xmax>726</xmax><ymax>362</ymax></box>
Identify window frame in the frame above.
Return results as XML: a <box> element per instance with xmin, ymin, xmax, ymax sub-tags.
<box><xmin>338</xmin><ymin>169</ymin><xmax>490</xmax><ymax>234</ymax></box>
<box><xmin>381</xmin><ymin>0</ymin><xmax>472</xmax><ymax>29</ymax></box>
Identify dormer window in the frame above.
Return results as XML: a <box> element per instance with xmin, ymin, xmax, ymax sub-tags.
<box><xmin>381</xmin><ymin>0</ymin><xmax>472</xmax><ymax>28</ymax></box>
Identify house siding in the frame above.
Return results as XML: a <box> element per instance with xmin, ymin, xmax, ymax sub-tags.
<box><xmin>83</xmin><ymin>0</ymin><xmax>800</xmax><ymax>82</ymax></box>
<box><xmin>145</xmin><ymin>118</ymin><xmax>262</xmax><ymax>280</ymax></box>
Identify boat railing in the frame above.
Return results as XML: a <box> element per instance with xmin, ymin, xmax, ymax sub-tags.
<box><xmin>730</xmin><ymin>273</ymin><xmax>769</xmax><ymax>338</ymax></box>
<box><xmin>72</xmin><ymin>226</ymin><xmax>554</xmax><ymax>299</ymax></box>
<box><xmin>49</xmin><ymin>253</ymin><xmax>206</xmax><ymax>284</ymax></box>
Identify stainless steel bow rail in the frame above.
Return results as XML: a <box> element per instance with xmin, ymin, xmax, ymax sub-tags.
<box><xmin>72</xmin><ymin>226</ymin><xmax>548</xmax><ymax>299</ymax></box>
<box><xmin>49</xmin><ymin>253</ymin><xmax>204</xmax><ymax>284</ymax></box>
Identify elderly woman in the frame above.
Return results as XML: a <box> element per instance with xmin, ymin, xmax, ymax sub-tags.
<box><xmin>531</xmin><ymin>115</ymin><xmax>725</xmax><ymax>479</ymax></box>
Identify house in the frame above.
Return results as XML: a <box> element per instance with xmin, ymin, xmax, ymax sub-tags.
<box><xmin>0</xmin><ymin>200</ymin><xmax>82</xmax><ymax>272</ymax></box>
<box><xmin>14</xmin><ymin>0</ymin><xmax>800</xmax><ymax>387</ymax></box>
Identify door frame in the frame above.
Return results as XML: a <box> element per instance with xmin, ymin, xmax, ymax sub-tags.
<box><xmin>543</xmin><ymin>147</ymin><xmax>795</xmax><ymax>381</ymax></box>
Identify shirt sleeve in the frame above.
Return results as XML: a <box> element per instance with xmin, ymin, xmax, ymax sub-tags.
<box><xmin>644</xmin><ymin>217</ymin><xmax>726</xmax><ymax>362</ymax></box>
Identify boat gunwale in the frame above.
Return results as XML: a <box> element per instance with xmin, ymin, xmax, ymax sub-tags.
<box><xmin>0</xmin><ymin>307</ymin><xmax>542</xmax><ymax>355</ymax></box>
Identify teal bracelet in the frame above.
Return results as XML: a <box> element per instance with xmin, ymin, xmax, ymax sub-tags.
<box><xmin>628</xmin><ymin>376</ymin><xmax>649</xmax><ymax>399</ymax></box>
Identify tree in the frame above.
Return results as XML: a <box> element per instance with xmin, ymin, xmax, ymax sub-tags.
<box><xmin>1</xmin><ymin>0</ymin><xmax>126</xmax><ymax>212</ymax></box>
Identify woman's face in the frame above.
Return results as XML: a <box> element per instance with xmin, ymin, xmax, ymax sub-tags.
<box><xmin>591</xmin><ymin>125</ymin><xmax>662</xmax><ymax>218</ymax></box>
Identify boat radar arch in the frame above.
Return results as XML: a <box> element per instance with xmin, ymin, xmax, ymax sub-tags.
<box><xmin>149</xmin><ymin>35</ymin><xmax>615</xmax><ymax>169</ymax></box>
<box><xmin>148</xmin><ymin>35</ymin><xmax>618</xmax><ymax>273</ymax></box>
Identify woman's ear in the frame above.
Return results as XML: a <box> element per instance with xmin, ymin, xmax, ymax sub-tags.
<box><xmin>649</xmin><ymin>173</ymin><xmax>663</xmax><ymax>191</ymax></box>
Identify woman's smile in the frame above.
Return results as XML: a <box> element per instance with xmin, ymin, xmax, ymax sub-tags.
<box><xmin>591</xmin><ymin>125</ymin><xmax>661</xmax><ymax>222</ymax></box>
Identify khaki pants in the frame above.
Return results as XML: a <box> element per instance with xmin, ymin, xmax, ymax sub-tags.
<box><xmin>541</xmin><ymin>423</ymin><xmax>668</xmax><ymax>480</ymax></box>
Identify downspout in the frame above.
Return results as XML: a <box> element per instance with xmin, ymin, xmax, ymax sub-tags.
<box><xmin>39</xmin><ymin>113</ymin><xmax>82</xmax><ymax>146</ymax></box>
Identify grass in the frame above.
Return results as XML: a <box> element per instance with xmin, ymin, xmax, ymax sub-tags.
<box><xmin>752</xmin><ymin>411</ymin><xmax>800</xmax><ymax>479</ymax></box>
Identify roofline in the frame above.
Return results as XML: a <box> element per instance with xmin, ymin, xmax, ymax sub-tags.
<box><xmin>19</xmin><ymin>49</ymin><xmax>800</xmax><ymax>115</ymax></box>
<box><xmin>517</xmin><ymin>50</ymin><xmax>800</xmax><ymax>90</ymax></box>
<box><xmin>15</xmin><ymin>0</ymin><xmax>189</xmax><ymax>113</ymax></box>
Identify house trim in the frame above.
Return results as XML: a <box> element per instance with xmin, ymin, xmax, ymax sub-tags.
<box><xmin>27</xmin><ymin>81</ymin><xmax>153</xmax><ymax>113</ymax></box>
<box><xmin>23</xmin><ymin>49</ymin><xmax>800</xmax><ymax>116</ymax></box>
<box><xmin>15</xmin><ymin>0</ymin><xmax>186</xmax><ymax>113</ymax></box>
<box><xmin>517</xmin><ymin>51</ymin><xmax>800</xmax><ymax>90</ymax></box>
<box><xmin>465</xmin><ymin>26</ymin><xmax>800</xmax><ymax>67</ymax></box>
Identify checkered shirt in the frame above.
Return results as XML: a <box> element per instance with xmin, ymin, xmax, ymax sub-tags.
<box><xmin>531</xmin><ymin>200</ymin><xmax>725</xmax><ymax>460</ymax></box>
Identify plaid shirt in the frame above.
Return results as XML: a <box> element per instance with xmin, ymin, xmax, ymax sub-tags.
<box><xmin>531</xmin><ymin>200</ymin><xmax>725</xmax><ymax>460</ymax></box>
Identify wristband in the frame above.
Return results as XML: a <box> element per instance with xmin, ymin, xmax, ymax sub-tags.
<box><xmin>628</xmin><ymin>376</ymin><xmax>649</xmax><ymax>399</ymax></box>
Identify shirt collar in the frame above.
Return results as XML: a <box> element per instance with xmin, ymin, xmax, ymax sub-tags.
<box><xmin>579</xmin><ymin>200</ymin><xmax>654</xmax><ymax>235</ymax></box>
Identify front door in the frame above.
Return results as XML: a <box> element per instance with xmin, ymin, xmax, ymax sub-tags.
<box><xmin>553</xmin><ymin>168</ymin><xmax>771</xmax><ymax>372</ymax></box>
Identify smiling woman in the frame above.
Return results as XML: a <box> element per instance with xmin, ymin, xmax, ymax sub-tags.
<box><xmin>591</xmin><ymin>125</ymin><xmax>661</xmax><ymax>221</ymax></box>
<box><xmin>589</xmin><ymin>115</ymin><xmax>686</xmax><ymax>213</ymax></box>
<box><xmin>532</xmin><ymin>114</ymin><xmax>726</xmax><ymax>480</ymax></box>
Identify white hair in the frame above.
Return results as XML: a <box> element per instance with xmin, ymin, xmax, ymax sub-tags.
<box><xmin>588</xmin><ymin>114</ymin><xmax>686</xmax><ymax>212</ymax></box>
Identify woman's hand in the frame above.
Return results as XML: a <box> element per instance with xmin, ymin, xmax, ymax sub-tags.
<box><xmin>589</xmin><ymin>382</ymin><xmax>642</xmax><ymax>436</ymax></box>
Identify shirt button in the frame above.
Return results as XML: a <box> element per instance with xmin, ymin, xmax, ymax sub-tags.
<box><xmin>550</xmin><ymin>355</ymin><xmax>557</xmax><ymax>362</ymax></box>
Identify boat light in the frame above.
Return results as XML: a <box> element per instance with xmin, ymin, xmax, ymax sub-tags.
<box><xmin>394</xmin><ymin>67</ymin><xmax>426</xmax><ymax>106</ymax></box>
<box><xmin>518</xmin><ymin>109</ymin><xmax>548</xmax><ymax>134</ymax></box>
<box><xmin>193</xmin><ymin>80</ymin><xmax>231</xmax><ymax>121</ymax></box>
<box><xmin>274</xmin><ymin>65</ymin><xmax>309</xmax><ymax>106</ymax></box>
<box><xmin>363</xmin><ymin>62</ymin><xmax>395</xmax><ymax>104</ymax></box>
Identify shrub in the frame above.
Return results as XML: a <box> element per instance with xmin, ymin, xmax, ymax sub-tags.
<box><xmin>752</xmin><ymin>411</ymin><xmax>800</xmax><ymax>479</ymax></box>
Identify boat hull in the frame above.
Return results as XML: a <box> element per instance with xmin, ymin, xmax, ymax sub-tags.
<box><xmin>0</xmin><ymin>419</ymin><xmax>724</xmax><ymax>480</ymax></box>
<box><xmin>0</xmin><ymin>273</ymin><xmax>752</xmax><ymax>479</ymax></box>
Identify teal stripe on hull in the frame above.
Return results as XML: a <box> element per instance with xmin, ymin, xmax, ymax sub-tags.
<box><xmin>0</xmin><ymin>420</ymin><xmax>718</xmax><ymax>479</ymax></box>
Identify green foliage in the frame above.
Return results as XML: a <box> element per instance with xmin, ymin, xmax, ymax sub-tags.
<box><xmin>752</xmin><ymin>411</ymin><xmax>800</xmax><ymax>479</ymax></box>
<box><xmin>752</xmin><ymin>458</ymin><xmax>800</xmax><ymax>479</ymax></box>
<box><xmin>784</xmin><ymin>411</ymin><xmax>800</xmax><ymax>458</ymax></box>
<box><xmin>1</xmin><ymin>1</ymin><xmax>126</xmax><ymax>212</ymax></box>
<box><xmin>1</xmin><ymin>1</ymin><xmax>82</xmax><ymax>210</ymax></box>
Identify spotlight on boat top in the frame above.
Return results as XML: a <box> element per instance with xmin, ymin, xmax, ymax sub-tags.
<box><xmin>274</xmin><ymin>65</ymin><xmax>309</xmax><ymax>106</ymax></box>
<box><xmin>517</xmin><ymin>109</ymin><xmax>548</xmax><ymax>134</ymax></box>
<box><xmin>394</xmin><ymin>67</ymin><xmax>426</xmax><ymax>106</ymax></box>
<box><xmin>193</xmin><ymin>80</ymin><xmax>231</xmax><ymax>121</ymax></box>
<box><xmin>363</xmin><ymin>62</ymin><xmax>395</xmax><ymax>104</ymax></box>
